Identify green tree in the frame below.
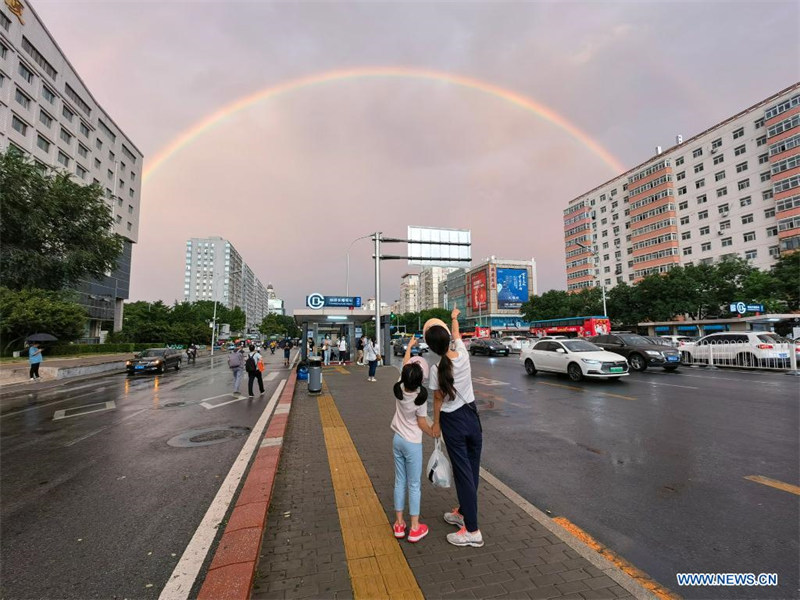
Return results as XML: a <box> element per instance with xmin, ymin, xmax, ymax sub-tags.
<box><xmin>521</xmin><ymin>289</ymin><xmax>572</xmax><ymax>321</ymax></box>
<box><xmin>770</xmin><ymin>252</ymin><xmax>800</xmax><ymax>311</ymax></box>
<box><xmin>0</xmin><ymin>287</ymin><xmax>86</xmax><ymax>350</ymax></box>
<box><xmin>258</xmin><ymin>313</ymin><xmax>299</xmax><ymax>339</ymax></box>
<box><xmin>0</xmin><ymin>150</ymin><xmax>123</xmax><ymax>291</ymax></box>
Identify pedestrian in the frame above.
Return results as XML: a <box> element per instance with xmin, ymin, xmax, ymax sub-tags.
<box><xmin>424</xmin><ymin>307</ymin><xmax>484</xmax><ymax>548</ymax></box>
<box><xmin>28</xmin><ymin>342</ymin><xmax>43</xmax><ymax>381</ymax></box>
<box><xmin>390</xmin><ymin>338</ymin><xmax>435</xmax><ymax>543</ymax></box>
<box><xmin>364</xmin><ymin>336</ymin><xmax>380</xmax><ymax>381</ymax></box>
<box><xmin>338</xmin><ymin>336</ymin><xmax>348</xmax><ymax>365</ymax></box>
<box><xmin>228</xmin><ymin>346</ymin><xmax>245</xmax><ymax>396</ymax></box>
<box><xmin>357</xmin><ymin>335</ymin><xmax>365</xmax><ymax>365</ymax></box>
<box><xmin>246</xmin><ymin>344</ymin><xmax>265</xmax><ymax>396</ymax></box>
<box><xmin>323</xmin><ymin>337</ymin><xmax>331</xmax><ymax>366</ymax></box>
<box><xmin>283</xmin><ymin>338</ymin><xmax>293</xmax><ymax>368</ymax></box>
<box><xmin>307</xmin><ymin>337</ymin><xmax>315</xmax><ymax>358</ymax></box>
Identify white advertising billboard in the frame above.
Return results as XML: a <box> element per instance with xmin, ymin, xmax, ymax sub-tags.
<box><xmin>407</xmin><ymin>226</ymin><xmax>471</xmax><ymax>267</ymax></box>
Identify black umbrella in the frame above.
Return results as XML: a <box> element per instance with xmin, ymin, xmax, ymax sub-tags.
<box><xmin>26</xmin><ymin>333</ymin><xmax>58</xmax><ymax>342</ymax></box>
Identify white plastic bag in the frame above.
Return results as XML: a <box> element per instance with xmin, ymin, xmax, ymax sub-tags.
<box><xmin>427</xmin><ymin>438</ymin><xmax>453</xmax><ymax>488</ymax></box>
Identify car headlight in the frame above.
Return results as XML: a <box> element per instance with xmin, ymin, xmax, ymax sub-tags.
<box><xmin>126</xmin><ymin>360</ymin><xmax>132</xmax><ymax>366</ymax></box>
<box><xmin>645</xmin><ymin>350</ymin><xmax>662</xmax><ymax>357</ymax></box>
<box><xmin>581</xmin><ymin>359</ymin><xmax>601</xmax><ymax>365</ymax></box>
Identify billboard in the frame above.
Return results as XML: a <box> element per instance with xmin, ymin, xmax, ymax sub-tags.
<box><xmin>471</xmin><ymin>270</ymin><xmax>488</xmax><ymax>310</ymax></box>
<box><xmin>496</xmin><ymin>268</ymin><xmax>529</xmax><ymax>309</ymax></box>
<box><xmin>407</xmin><ymin>226</ymin><xmax>471</xmax><ymax>267</ymax></box>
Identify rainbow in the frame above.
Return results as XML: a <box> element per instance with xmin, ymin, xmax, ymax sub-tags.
<box><xmin>142</xmin><ymin>66</ymin><xmax>625</xmax><ymax>183</ymax></box>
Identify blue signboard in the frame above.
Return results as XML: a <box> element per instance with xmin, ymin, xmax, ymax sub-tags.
<box><xmin>490</xmin><ymin>317</ymin><xmax>530</xmax><ymax>328</ymax></box>
<box><xmin>496</xmin><ymin>268</ymin><xmax>529</xmax><ymax>309</ymax></box>
<box><xmin>729</xmin><ymin>302</ymin><xmax>764</xmax><ymax>315</ymax></box>
<box><xmin>306</xmin><ymin>293</ymin><xmax>362</xmax><ymax>309</ymax></box>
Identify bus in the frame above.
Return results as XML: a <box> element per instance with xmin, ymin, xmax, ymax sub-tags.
<box><xmin>529</xmin><ymin>316</ymin><xmax>611</xmax><ymax>339</ymax></box>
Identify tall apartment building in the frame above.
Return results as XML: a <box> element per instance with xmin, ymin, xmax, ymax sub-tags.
<box><xmin>564</xmin><ymin>83</ymin><xmax>800</xmax><ymax>292</ymax></box>
<box><xmin>399</xmin><ymin>273</ymin><xmax>420</xmax><ymax>314</ymax></box>
<box><xmin>184</xmin><ymin>237</ymin><xmax>270</xmax><ymax>331</ymax></box>
<box><xmin>0</xmin><ymin>2</ymin><xmax>143</xmax><ymax>336</ymax></box>
<box><xmin>418</xmin><ymin>266</ymin><xmax>458</xmax><ymax>310</ymax></box>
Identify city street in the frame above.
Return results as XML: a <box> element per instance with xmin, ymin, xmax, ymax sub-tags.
<box><xmin>0</xmin><ymin>351</ymin><xmax>295</xmax><ymax>600</ymax></box>
<box><xmin>459</xmin><ymin>353</ymin><xmax>800</xmax><ymax>599</ymax></box>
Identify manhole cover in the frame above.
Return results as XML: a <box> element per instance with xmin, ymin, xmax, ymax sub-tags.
<box><xmin>163</xmin><ymin>402</ymin><xmax>186</xmax><ymax>408</ymax></box>
<box><xmin>167</xmin><ymin>426</ymin><xmax>250</xmax><ymax>448</ymax></box>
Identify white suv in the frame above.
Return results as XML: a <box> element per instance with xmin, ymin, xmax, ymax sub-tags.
<box><xmin>681</xmin><ymin>332</ymin><xmax>797</xmax><ymax>368</ymax></box>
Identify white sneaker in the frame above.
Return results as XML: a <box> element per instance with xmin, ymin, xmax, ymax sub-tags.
<box><xmin>444</xmin><ymin>509</ymin><xmax>465</xmax><ymax>528</ymax></box>
<box><xmin>447</xmin><ymin>527</ymin><xmax>484</xmax><ymax>547</ymax></box>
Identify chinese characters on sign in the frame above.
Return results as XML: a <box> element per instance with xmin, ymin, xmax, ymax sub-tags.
<box><xmin>306</xmin><ymin>294</ymin><xmax>362</xmax><ymax>310</ymax></box>
<box><xmin>496</xmin><ymin>268</ymin><xmax>528</xmax><ymax>309</ymax></box>
<box><xmin>471</xmin><ymin>270</ymin><xmax>488</xmax><ymax>310</ymax></box>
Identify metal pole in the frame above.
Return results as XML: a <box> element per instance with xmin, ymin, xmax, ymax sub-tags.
<box><xmin>210</xmin><ymin>299</ymin><xmax>217</xmax><ymax>356</ymax></box>
<box><xmin>374</xmin><ymin>232</ymin><xmax>381</xmax><ymax>351</ymax></box>
<box><xmin>602</xmin><ymin>283</ymin><xmax>607</xmax><ymax>318</ymax></box>
<box><xmin>346</xmin><ymin>252</ymin><xmax>350</xmax><ymax>297</ymax></box>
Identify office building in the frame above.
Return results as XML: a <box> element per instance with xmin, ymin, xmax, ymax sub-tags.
<box><xmin>564</xmin><ymin>83</ymin><xmax>800</xmax><ymax>292</ymax></box>
<box><xmin>184</xmin><ymin>237</ymin><xmax>271</xmax><ymax>331</ymax></box>
<box><xmin>463</xmin><ymin>257</ymin><xmax>537</xmax><ymax>332</ymax></box>
<box><xmin>418</xmin><ymin>266</ymin><xmax>459</xmax><ymax>310</ymax></box>
<box><xmin>398</xmin><ymin>273</ymin><xmax>420</xmax><ymax>314</ymax></box>
<box><xmin>0</xmin><ymin>2</ymin><xmax>143</xmax><ymax>337</ymax></box>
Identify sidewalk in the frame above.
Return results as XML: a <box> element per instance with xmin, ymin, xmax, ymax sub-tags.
<box><xmin>249</xmin><ymin>365</ymin><xmax>661</xmax><ymax>600</ymax></box>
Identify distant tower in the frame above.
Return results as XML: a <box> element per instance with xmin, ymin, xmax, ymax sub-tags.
<box><xmin>266</xmin><ymin>282</ymin><xmax>276</xmax><ymax>300</ymax></box>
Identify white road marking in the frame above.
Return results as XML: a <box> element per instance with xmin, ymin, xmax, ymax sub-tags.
<box><xmin>472</xmin><ymin>376</ymin><xmax>510</xmax><ymax>387</ymax></box>
<box><xmin>53</xmin><ymin>401</ymin><xmax>116</xmax><ymax>421</ymax></box>
<box><xmin>63</xmin><ymin>408</ymin><xmax>147</xmax><ymax>447</ymax></box>
<box><xmin>639</xmin><ymin>381</ymin><xmax>699</xmax><ymax>390</ymax></box>
<box><xmin>1</xmin><ymin>388</ymin><xmax>107</xmax><ymax>418</ymax></box>
<box><xmin>200</xmin><ymin>396</ymin><xmax>248</xmax><ymax>410</ymax></box>
<box><xmin>159</xmin><ymin>378</ymin><xmax>286</xmax><ymax>600</ymax></box>
<box><xmin>265</xmin><ymin>372</ymin><xmax>279</xmax><ymax>381</ymax></box>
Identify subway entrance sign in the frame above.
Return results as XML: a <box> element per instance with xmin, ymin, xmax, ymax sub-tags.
<box><xmin>306</xmin><ymin>293</ymin><xmax>362</xmax><ymax>310</ymax></box>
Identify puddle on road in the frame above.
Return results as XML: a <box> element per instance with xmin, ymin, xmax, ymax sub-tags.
<box><xmin>166</xmin><ymin>426</ymin><xmax>251</xmax><ymax>448</ymax></box>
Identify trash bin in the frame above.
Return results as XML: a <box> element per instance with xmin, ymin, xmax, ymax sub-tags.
<box><xmin>308</xmin><ymin>356</ymin><xmax>322</xmax><ymax>394</ymax></box>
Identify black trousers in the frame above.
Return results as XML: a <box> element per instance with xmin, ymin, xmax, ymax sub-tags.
<box><xmin>440</xmin><ymin>402</ymin><xmax>482</xmax><ymax>532</ymax></box>
<box><xmin>29</xmin><ymin>363</ymin><xmax>40</xmax><ymax>379</ymax></box>
<box><xmin>248</xmin><ymin>371</ymin><xmax>264</xmax><ymax>395</ymax></box>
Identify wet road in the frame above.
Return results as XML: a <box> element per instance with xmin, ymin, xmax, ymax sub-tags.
<box><xmin>463</xmin><ymin>353</ymin><xmax>800</xmax><ymax>599</ymax></box>
<box><xmin>0</xmin><ymin>351</ymin><xmax>295</xmax><ymax>600</ymax></box>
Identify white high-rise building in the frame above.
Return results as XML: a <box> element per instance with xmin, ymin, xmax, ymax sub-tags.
<box><xmin>0</xmin><ymin>2</ymin><xmax>143</xmax><ymax>336</ymax></box>
<box><xmin>564</xmin><ymin>84</ymin><xmax>800</xmax><ymax>292</ymax></box>
<box><xmin>419</xmin><ymin>266</ymin><xmax>459</xmax><ymax>310</ymax></box>
<box><xmin>399</xmin><ymin>273</ymin><xmax>420</xmax><ymax>314</ymax></box>
<box><xmin>184</xmin><ymin>237</ymin><xmax>270</xmax><ymax>331</ymax></box>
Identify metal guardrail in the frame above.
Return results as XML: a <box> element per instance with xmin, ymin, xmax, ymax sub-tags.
<box><xmin>680</xmin><ymin>340</ymin><xmax>799</xmax><ymax>372</ymax></box>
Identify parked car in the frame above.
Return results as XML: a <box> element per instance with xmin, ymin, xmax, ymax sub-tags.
<box><xmin>588</xmin><ymin>333</ymin><xmax>681</xmax><ymax>371</ymax></box>
<box><xmin>680</xmin><ymin>332</ymin><xmax>798</xmax><ymax>367</ymax></box>
<box><xmin>126</xmin><ymin>348</ymin><xmax>182</xmax><ymax>375</ymax></box>
<box><xmin>643</xmin><ymin>336</ymin><xmax>674</xmax><ymax>347</ymax></box>
<box><xmin>469</xmin><ymin>338</ymin><xmax>510</xmax><ymax>356</ymax></box>
<box><xmin>658</xmin><ymin>335</ymin><xmax>697</xmax><ymax>348</ymax></box>
<box><xmin>499</xmin><ymin>336</ymin><xmax>532</xmax><ymax>354</ymax></box>
<box><xmin>392</xmin><ymin>338</ymin><xmax>429</xmax><ymax>356</ymax></box>
<box><xmin>521</xmin><ymin>339</ymin><xmax>629</xmax><ymax>382</ymax></box>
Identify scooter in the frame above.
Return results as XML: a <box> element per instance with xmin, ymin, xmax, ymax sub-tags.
<box><xmin>187</xmin><ymin>347</ymin><xmax>197</xmax><ymax>363</ymax></box>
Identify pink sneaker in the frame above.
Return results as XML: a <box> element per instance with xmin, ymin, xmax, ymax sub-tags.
<box><xmin>407</xmin><ymin>523</ymin><xmax>429</xmax><ymax>543</ymax></box>
<box><xmin>393</xmin><ymin>523</ymin><xmax>406</xmax><ymax>539</ymax></box>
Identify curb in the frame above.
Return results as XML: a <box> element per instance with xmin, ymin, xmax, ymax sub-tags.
<box><xmin>197</xmin><ymin>370</ymin><xmax>298</xmax><ymax>600</ymax></box>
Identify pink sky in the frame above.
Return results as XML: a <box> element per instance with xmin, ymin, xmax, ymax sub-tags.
<box><xmin>35</xmin><ymin>1</ymin><xmax>799</xmax><ymax>311</ymax></box>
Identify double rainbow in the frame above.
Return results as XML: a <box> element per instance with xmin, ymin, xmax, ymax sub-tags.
<box><xmin>142</xmin><ymin>66</ymin><xmax>625</xmax><ymax>183</ymax></box>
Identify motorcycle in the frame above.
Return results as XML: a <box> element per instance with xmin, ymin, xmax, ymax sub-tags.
<box><xmin>187</xmin><ymin>347</ymin><xmax>197</xmax><ymax>363</ymax></box>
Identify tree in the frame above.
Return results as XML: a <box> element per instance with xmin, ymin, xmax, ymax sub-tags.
<box><xmin>259</xmin><ymin>313</ymin><xmax>299</xmax><ymax>339</ymax></box>
<box><xmin>770</xmin><ymin>253</ymin><xmax>800</xmax><ymax>311</ymax></box>
<box><xmin>0</xmin><ymin>150</ymin><xmax>123</xmax><ymax>291</ymax></box>
<box><xmin>0</xmin><ymin>287</ymin><xmax>86</xmax><ymax>350</ymax></box>
<box><xmin>521</xmin><ymin>290</ymin><xmax>572</xmax><ymax>321</ymax></box>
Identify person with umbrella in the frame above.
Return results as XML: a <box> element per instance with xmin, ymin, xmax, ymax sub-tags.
<box><xmin>28</xmin><ymin>342</ymin><xmax>43</xmax><ymax>381</ymax></box>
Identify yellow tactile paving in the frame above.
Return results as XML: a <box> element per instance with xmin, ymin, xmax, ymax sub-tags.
<box><xmin>318</xmin><ymin>384</ymin><xmax>423</xmax><ymax>600</ymax></box>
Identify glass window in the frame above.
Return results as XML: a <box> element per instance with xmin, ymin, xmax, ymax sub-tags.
<box><xmin>38</xmin><ymin>109</ymin><xmax>52</xmax><ymax>127</ymax></box>
<box><xmin>694</xmin><ymin>164</ymin><xmax>704</xmax><ymax>173</ymax></box>
<box><xmin>740</xmin><ymin>196</ymin><xmax>751</xmax><ymax>207</ymax></box>
<box><xmin>700</xmin><ymin>226</ymin><xmax>710</xmax><ymax>235</ymax></box>
<box><xmin>14</xmin><ymin>88</ymin><xmax>30</xmax><ymax>109</ymax></box>
<box><xmin>717</xmin><ymin>187</ymin><xmax>728</xmax><ymax>197</ymax></box>
<box><xmin>713</xmin><ymin>154</ymin><xmax>724</xmax><ymax>165</ymax></box>
<box><xmin>41</xmin><ymin>86</ymin><xmax>56</xmax><ymax>104</ymax></box>
<box><xmin>692</xmin><ymin>148</ymin><xmax>702</xmax><ymax>158</ymax></box>
<box><xmin>743</xmin><ymin>231</ymin><xmax>756</xmax><ymax>242</ymax></box>
<box><xmin>683</xmin><ymin>247</ymin><xmax>692</xmax><ymax>256</ymax></box>
<box><xmin>741</xmin><ymin>214</ymin><xmax>753</xmax><ymax>224</ymax></box>
<box><xmin>675</xmin><ymin>157</ymin><xmax>684</xmax><ymax>166</ymax></box>
<box><xmin>697</xmin><ymin>194</ymin><xmax>707</xmax><ymax>204</ymax></box>
<box><xmin>11</xmin><ymin>115</ymin><xmax>27</xmax><ymax>135</ymax></box>
<box><xmin>78</xmin><ymin>144</ymin><xmax>88</xmax><ymax>158</ymax></box>
<box><xmin>744</xmin><ymin>249</ymin><xmax>757</xmax><ymax>260</ymax></box>
<box><xmin>738</xmin><ymin>179</ymin><xmax>750</xmax><ymax>190</ymax></box>
<box><xmin>711</xmin><ymin>138</ymin><xmax>722</xmax><ymax>149</ymax></box>
<box><xmin>698</xmin><ymin>210</ymin><xmax>709</xmax><ymax>220</ymax></box>
<box><xmin>57</xmin><ymin>151</ymin><xmax>70</xmax><ymax>167</ymax></box>
<box><xmin>764</xmin><ymin>207</ymin><xmax>775</xmax><ymax>218</ymax></box>
<box><xmin>760</xmin><ymin>172</ymin><xmax>771</xmax><ymax>182</ymax></box>
<box><xmin>736</xmin><ymin>162</ymin><xmax>747</xmax><ymax>173</ymax></box>
<box><xmin>59</xmin><ymin>128</ymin><xmax>72</xmax><ymax>144</ymax></box>
<box><xmin>734</xmin><ymin>145</ymin><xmax>746</xmax><ymax>156</ymax></box>
<box><xmin>79</xmin><ymin>122</ymin><xmax>90</xmax><ymax>137</ymax></box>
<box><xmin>62</xmin><ymin>105</ymin><xmax>74</xmax><ymax>122</ymax></box>
<box><xmin>758</xmin><ymin>153</ymin><xmax>768</xmax><ymax>164</ymax></box>
<box><xmin>696</xmin><ymin>178</ymin><xmax>705</xmax><ymax>189</ymax></box>
<box><xmin>701</xmin><ymin>242</ymin><xmax>711</xmax><ymax>251</ymax></box>
<box><xmin>36</xmin><ymin>135</ymin><xmax>50</xmax><ymax>152</ymax></box>
<box><xmin>715</xmin><ymin>170</ymin><xmax>726</xmax><ymax>181</ymax></box>
<box><xmin>721</xmin><ymin>237</ymin><xmax>732</xmax><ymax>247</ymax></box>
<box><xmin>732</xmin><ymin>127</ymin><xmax>744</xmax><ymax>140</ymax></box>
<box><xmin>756</xmin><ymin>136</ymin><xmax>766</xmax><ymax>147</ymax></box>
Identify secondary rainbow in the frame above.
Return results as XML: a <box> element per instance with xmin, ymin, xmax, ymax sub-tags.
<box><xmin>142</xmin><ymin>66</ymin><xmax>625</xmax><ymax>183</ymax></box>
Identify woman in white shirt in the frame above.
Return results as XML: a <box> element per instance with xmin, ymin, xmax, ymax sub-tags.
<box><xmin>424</xmin><ymin>307</ymin><xmax>484</xmax><ymax>548</ymax></box>
<box><xmin>338</xmin><ymin>337</ymin><xmax>348</xmax><ymax>365</ymax></box>
<box><xmin>364</xmin><ymin>337</ymin><xmax>380</xmax><ymax>381</ymax></box>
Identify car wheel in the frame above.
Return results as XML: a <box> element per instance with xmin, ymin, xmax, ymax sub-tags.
<box><xmin>471</xmin><ymin>349</ymin><xmax>476</xmax><ymax>356</ymax></box>
<box><xmin>158</xmin><ymin>364</ymin><xmax>166</xmax><ymax>374</ymax></box>
<box><xmin>567</xmin><ymin>363</ymin><xmax>583</xmax><ymax>382</ymax></box>
<box><xmin>524</xmin><ymin>359</ymin><xmax>537</xmax><ymax>375</ymax></box>
<box><xmin>629</xmin><ymin>353</ymin><xmax>647</xmax><ymax>371</ymax></box>
<box><xmin>736</xmin><ymin>352</ymin><xmax>757</xmax><ymax>367</ymax></box>
<box><xmin>663</xmin><ymin>366</ymin><xmax>678</xmax><ymax>372</ymax></box>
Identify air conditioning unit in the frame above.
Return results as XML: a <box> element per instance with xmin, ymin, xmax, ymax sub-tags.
<box><xmin>717</xmin><ymin>230</ymin><xmax>724</xmax><ymax>235</ymax></box>
<box><xmin>720</xmin><ymin>210</ymin><xmax>729</xmax><ymax>217</ymax></box>
<box><xmin>710</xmin><ymin>147</ymin><xmax>717</xmax><ymax>154</ymax></box>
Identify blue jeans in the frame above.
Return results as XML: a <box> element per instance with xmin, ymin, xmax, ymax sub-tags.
<box><xmin>231</xmin><ymin>367</ymin><xmax>243</xmax><ymax>394</ymax></box>
<box><xmin>393</xmin><ymin>433</ymin><xmax>423</xmax><ymax>515</ymax></box>
<box><xmin>323</xmin><ymin>349</ymin><xmax>331</xmax><ymax>365</ymax></box>
<box><xmin>368</xmin><ymin>360</ymin><xmax>377</xmax><ymax>377</ymax></box>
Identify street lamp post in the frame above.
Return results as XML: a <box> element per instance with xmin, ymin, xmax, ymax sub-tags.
<box><xmin>576</xmin><ymin>241</ymin><xmax>607</xmax><ymax>318</ymax></box>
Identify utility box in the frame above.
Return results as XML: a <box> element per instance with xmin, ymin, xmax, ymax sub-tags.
<box><xmin>308</xmin><ymin>356</ymin><xmax>322</xmax><ymax>394</ymax></box>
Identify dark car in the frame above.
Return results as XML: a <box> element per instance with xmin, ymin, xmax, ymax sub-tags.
<box><xmin>588</xmin><ymin>333</ymin><xmax>681</xmax><ymax>372</ymax></box>
<box><xmin>469</xmin><ymin>338</ymin><xmax>510</xmax><ymax>356</ymax></box>
<box><xmin>392</xmin><ymin>338</ymin><xmax>429</xmax><ymax>356</ymax></box>
<box><xmin>126</xmin><ymin>348</ymin><xmax>182</xmax><ymax>375</ymax></box>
